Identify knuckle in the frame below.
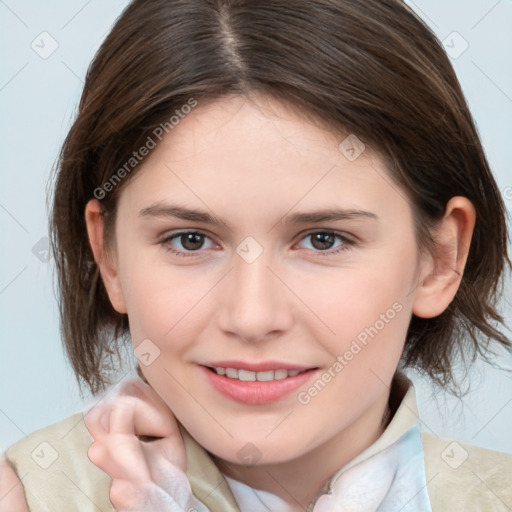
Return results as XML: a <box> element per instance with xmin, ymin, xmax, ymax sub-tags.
<box><xmin>109</xmin><ymin>480</ymin><xmax>127</xmax><ymax>507</ymax></box>
<box><xmin>114</xmin><ymin>396</ymin><xmax>139</xmax><ymax>416</ymax></box>
<box><xmin>87</xmin><ymin>441</ymin><xmax>105</xmax><ymax>467</ymax></box>
<box><xmin>110</xmin><ymin>479</ymin><xmax>143</xmax><ymax>508</ymax></box>
<box><xmin>118</xmin><ymin>379</ymin><xmax>147</xmax><ymax>400</ymax></box>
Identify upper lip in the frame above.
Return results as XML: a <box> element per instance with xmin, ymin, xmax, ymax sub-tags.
<box><xmin>201</xmin><ymin>360</ymin><xmax>316</xmax><ymax>372</ymax></box>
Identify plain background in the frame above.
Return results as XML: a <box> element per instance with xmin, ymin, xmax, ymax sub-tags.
<box><xmin>1</xmin><ymin>0</ymin><xmax>511</xmax><ymax>456</ymax></box>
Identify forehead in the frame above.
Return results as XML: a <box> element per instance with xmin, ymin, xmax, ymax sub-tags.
<box><xmin>117</xmin><ymin>94</ymin><xmax>412</xmax><ymax>223</ymax></box>
<box><xmin>159</xmin><ymin>94</ymin><xmax>375</xmax><ymax>165</ymax></box>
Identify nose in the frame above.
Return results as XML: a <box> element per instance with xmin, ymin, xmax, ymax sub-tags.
<box><xmin>217</xmin><ymin>247</ymin><xmax>294</xmax><ymax>343</ymax></box>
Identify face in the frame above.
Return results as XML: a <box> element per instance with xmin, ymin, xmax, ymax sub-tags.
<box><xmin>97</xmin><ymin>95</ymin><xmax>428</xmax><ymax>465</ymax></box>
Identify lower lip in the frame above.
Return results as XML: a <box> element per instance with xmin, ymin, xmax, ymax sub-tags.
<box><xmin>199</xmin><ymin>365</ymin><xmax>317</xmax><ymax>405</ymax></box>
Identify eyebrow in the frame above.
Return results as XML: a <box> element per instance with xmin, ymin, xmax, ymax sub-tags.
<box><xmin>139</xmin><ymin>203</ymin><xmax>378</xmax><ymax>227</ymax></box>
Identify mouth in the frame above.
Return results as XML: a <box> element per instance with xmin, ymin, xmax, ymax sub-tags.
<box><xmin>199</xmin><ymin>362</ymin><xmax>319</xmax><ymax>405</ymax></box>
<box><xmin>205</xmin><ymin>366</ymin><xmax>308</xmax><ymax>382</ymax></box>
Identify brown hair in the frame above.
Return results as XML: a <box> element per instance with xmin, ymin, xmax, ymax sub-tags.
<box><xmin>49</xmin><ymin>0</ymin><xmax>510</xmax><ymax>396</ymax></box>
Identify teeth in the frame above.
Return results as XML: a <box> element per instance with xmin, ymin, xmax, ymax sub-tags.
<box><xmin>213</xmin><ymin>367</ymin><xmax>305</xmax><ymax>381</ymax></box>
<box><xmin>256</xmin><ymin>370</ymin><xmax>274</xmax><ymax>382</ymax></box>
<box><xmin>274</xmin><ymin>369</ymin><xmax>288</xmax><ymax>380</ymax></box>
<box><xmin>238</xmin><ymin>369</ymin><xmax>256</xmax><ymax>381</ymax></box>
<box><xmin>226</xmin><ymin>368</ymin><xmax>238</xmax><ymax>378</ymax></box>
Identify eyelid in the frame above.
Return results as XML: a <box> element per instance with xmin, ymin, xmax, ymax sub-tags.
<box><xmin>296</xmin><ymin>228</ymin><xmax>357</xmax><ymax>243</ymax></box>
<box><xmin>159</xmin><ymin>229</ymin><xmax>219</xmax><ymax>248</ymax></box>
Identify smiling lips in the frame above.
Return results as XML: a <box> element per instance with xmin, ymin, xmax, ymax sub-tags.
<box><xmin>200</xmin><ymin>360</ymin><xmax>318</xmax><ymax>404</ymax></box>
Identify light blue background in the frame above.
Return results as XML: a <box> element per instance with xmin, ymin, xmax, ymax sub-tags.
<box><xmin>1</xmin><ymin>0</ymin><xmax>511</xmax><ymax>455</ymax></box>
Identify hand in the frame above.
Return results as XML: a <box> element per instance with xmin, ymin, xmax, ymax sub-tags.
<box><xmin>84</xmin><ymin>378</ymin><xmax>210</xmax><ymax>512</ymax></box>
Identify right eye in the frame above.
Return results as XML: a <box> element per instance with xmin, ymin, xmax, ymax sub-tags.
<box><xmin>160</xmin><ymin>230</ymin><xmax>217</xmax><ymax>257</ymax></box>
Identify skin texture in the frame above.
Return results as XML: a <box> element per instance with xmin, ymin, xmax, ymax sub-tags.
<box><xmin>80</xmin><ymin>94</ymin><xmax>473</xmax><ymax>510</ymax></box>
<box><xmin>0</xmin><ymin>457</ymin><xmax>28</xmax><ymax>511</ymax></box>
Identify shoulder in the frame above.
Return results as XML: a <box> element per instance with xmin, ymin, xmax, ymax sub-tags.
<box><xmin>3</xmin><ymin>413</ymin><xmax>116</xmax><ymax>512</ymax></box>
<box><xmin>421</xmin><ymin>431</ymin><xmax>512</xmax><ymax>512</ymax></box>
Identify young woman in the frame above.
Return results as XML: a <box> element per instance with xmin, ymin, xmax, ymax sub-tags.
<box><xmin>2</xmin><ymin>0</ymin><xmax>511</xmax><ymax>510</ymax></box>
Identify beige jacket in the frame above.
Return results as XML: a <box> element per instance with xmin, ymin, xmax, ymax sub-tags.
<box><xmin>4</xmin><ymin>373</ymin><xmax>512</xmax><ymax>511</ymax></box>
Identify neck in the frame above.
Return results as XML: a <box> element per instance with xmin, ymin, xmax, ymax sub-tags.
<box><xmin>212</xmin><ymin>391</ymin><xmax>393</xmax><ymax>510</ymax></box>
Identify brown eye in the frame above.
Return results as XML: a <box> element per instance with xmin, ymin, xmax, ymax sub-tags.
<box><xmin>309</xmin><ymin>232</ymin><xmax>336</xmax><ymax>250</ymax></box>
<box><xmin>160</xmin><ymin>230</ymin><xmax>216</xmax><ymax>258</ymax></box>
<box><xmin>297</xmin><ymin>230</ymin><xmax>353</xmax><ymax>254</ymax></box>
<box><xmin>177</xmin><ymin>232</ymin><xmax>205</xmax><ymax>251</ymax></box>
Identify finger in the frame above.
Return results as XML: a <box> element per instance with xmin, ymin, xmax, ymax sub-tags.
<box><xmin>111</xmin><ymin>475</ymin><xmax>211</xmax><ymax>512</ymax></box>
<box><xmin>83</xmin><ymin>397</ymin><xmax>112</xmax><ymax>442</ymax></box>
<box><xmin>110</xmin><ymin>478</ymin><xmax>150</xmax><ymax>511</ymax></box>
<box><xmin>88</xmin><ymin>398</ymin><xmax>153</xmax><ymax>483</ymax></box>
<box><xmin>108</xmin><ymin>396</ymin><xmax>138</xmax><ymax>435</ymax></box>
<box><xmin>87</xmin><ymin>439</ymin><xmax>109</xmax><ymax>468</ymax></box>
<box><xmin>112</xmin><ymin>379</ymin><xmax>168</xmax><ymax>416</ymax></box>
<box><xmin>116</xmin><ymin>380</ymin><xmax>179</xmax><ymax>439</ymax></box>
<box><xmin>100</xmin><ymin>435</ymin><xmax>209</xmax><ymax>512</ymax></box>
<box><xmin>108</xmin><ymin>393</ymin><xmax>180</xmax><ymax>443</ymax></box>
<box><xmin>88</xmin><ymin>393</ymin><xmax>169</xmax><ymax>484</ymax></box>
<box><xmin>86</xmin><ymin>379</ymin><xmax>190</xmax><ymax>495</ymax></box>
<box><xmin>91</xmin><ymin>433</ymin><xmax>153</xmax><ymax>484</ymax></box>
<box><xmin>86</xmin><ymin>403</ymin><xmax>141</xmax><ymax>481</ymax></box>
<box><xmin>141</xmin><ymin>435</ymin><xmax>187</xmax><ymax>480</ymax></box>
<box><xmin>86</xmin><ymin>378</ymin><xmax>179</xmax><ymax>440</ymax></box>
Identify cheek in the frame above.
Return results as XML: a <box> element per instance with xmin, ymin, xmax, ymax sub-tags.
<box><xmin>129</xmin><ymin>268</ymin><xmax>207</xmax><ymax>349</ymax></box>
<box><xmin>122</xmin><ymin>274</ymin><xmax>205</xmax><ymax>347</ymax></box>
<box><xmin>307</xmin><ymin>248</ymin><xmax>416</xmax><ymax>365</ymax></box>
<box><xmin>117</xmin><ymin>245</ymin><xmax>215</xmax><ymax>356</ymax></box>
<box><xmin>323</xmin><ymin>264</ymin><xmax>412</xmax><ymax>323</ymax></box>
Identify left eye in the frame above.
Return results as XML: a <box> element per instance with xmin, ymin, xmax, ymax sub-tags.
<box><xmin>296</xmin><ymin>231</ymin><xmax>350</xmax><ymax>253</ymax></box>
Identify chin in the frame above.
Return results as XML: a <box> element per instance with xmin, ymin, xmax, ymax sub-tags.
<box><xmin>203</xmin><ymin>437</ymin><xmax>306</xmax><ymax>468</ymax></box>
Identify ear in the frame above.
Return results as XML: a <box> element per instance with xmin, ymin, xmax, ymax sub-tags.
<box><xmin>85</xmin><ymin>199</ymin><xmax>127</xmax><ymax>314</ymax></box>
<box><xmin>412</xmin><ymin>196</ymin><xmax>476</xmax><ymax>319</ymax></box>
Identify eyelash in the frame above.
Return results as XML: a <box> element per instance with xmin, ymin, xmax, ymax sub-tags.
<box><xmin>159</xmin><ymin>230</ymin><xmax>355</xmax><ymax>258</ymax></box>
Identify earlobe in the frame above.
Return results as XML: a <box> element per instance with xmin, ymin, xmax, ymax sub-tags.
<box><xmin>412</xmin><ymin>196</ymin><xmax>476</xmax><ymax>319</ymax></box>
<box><xmin>84</xmin><ymin>199</ymin><xmax>127</xmax><ymax>314</ymax></box>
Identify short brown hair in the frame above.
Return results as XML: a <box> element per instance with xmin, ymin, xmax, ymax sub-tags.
<box><xmin>49</xmin><ymin>0</ymin><xmax>510</xmax><ymax>395</ymax></box>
